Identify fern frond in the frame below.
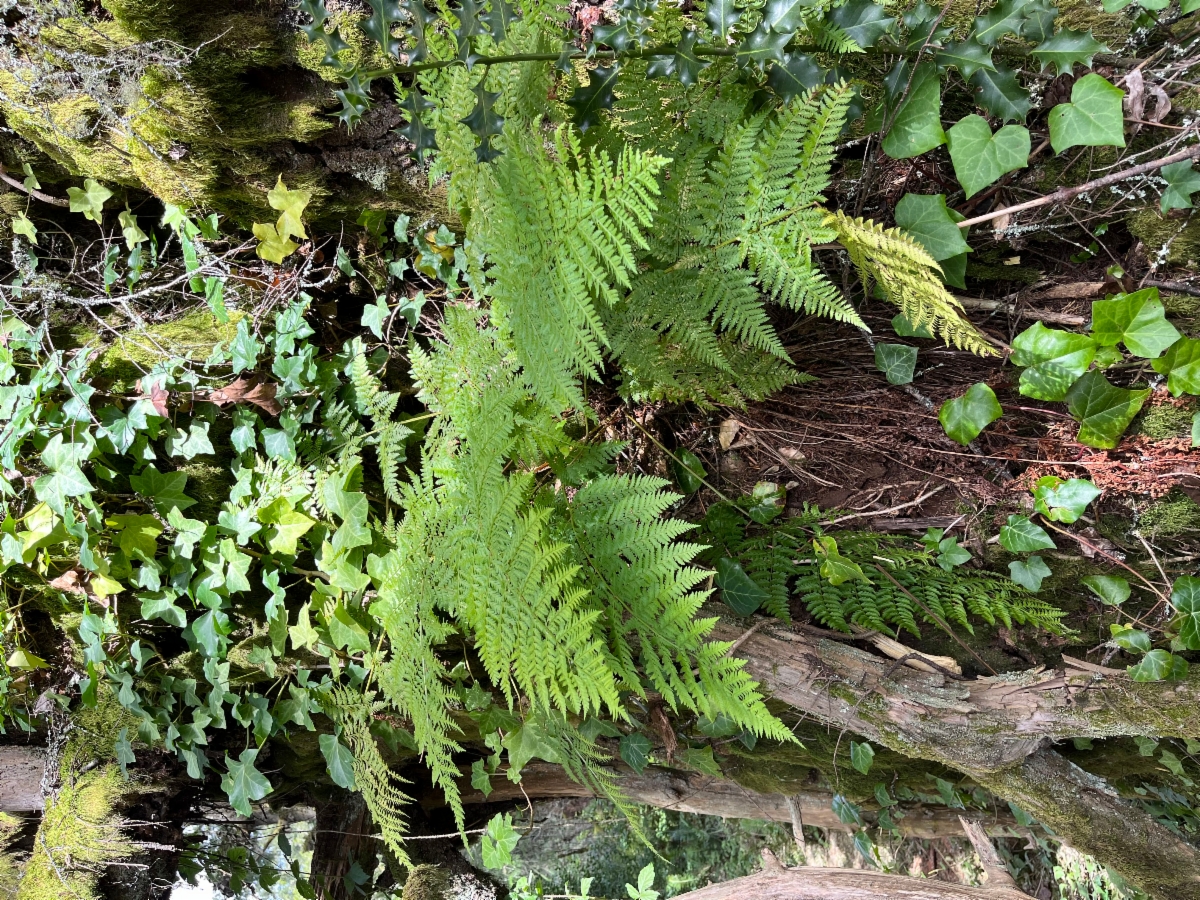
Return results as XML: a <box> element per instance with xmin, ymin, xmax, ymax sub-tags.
<box><xmin>827</xmin><ymin>211</ymin><xmax>996</xmax><ymax>356</ymax></box>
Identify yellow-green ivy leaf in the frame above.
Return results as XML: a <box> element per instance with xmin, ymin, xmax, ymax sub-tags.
<box><xmin>67</xmin><ymin>178</ymin><xmax>113</xmax><ymax>223</ymax></box>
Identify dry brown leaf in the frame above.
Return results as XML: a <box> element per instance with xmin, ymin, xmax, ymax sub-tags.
<box><xmin>135</xmin><ymin>378</ymin><xmax>170</xmax><ymax>418</ymax></box>
<box><xmin>49</xmin><ymin>569</ymin><xmax>85</xmax><ymax>594</ymax></box>
<box><xmin>207</xmin><ymin>377</ymin><xmax>282</xmax><ymax>416</ymax></box>
<box><xmin>1148</xmin><ymin>85</ymin><xmax>1172</xmax><ymax>123</ymax></box>
<box><xmin>1124</xmin><ymin>69</ymin><xmax>1146</xmax><ymax>134</ymax></box>
<box><xmin>719</xmin><ymin>418</ymin><xmax>741</xmax><ymax>451</ymax></box>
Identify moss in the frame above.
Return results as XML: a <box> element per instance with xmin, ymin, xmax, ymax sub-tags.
<box><xmin>178</xmin><ymin>462</ymin><xmax>234</xmax><ymax>524</ymax></box>
<box><xmin>966</xmin><ymin>248</ymin><xmax>1043</xmax><ymax>286</ymax></box>
<box><xmin>87</xmin><ymin>308</ymin><xmax>242</xmax><ymax>391</ymax></box>
<box><xmin>402</xmin><ymin>864</ymin><xmax>451</xmax><ymax>900</ymax></box>
<box><xmin>1055</xmin><ymin>0</ymin><xmax>1133</xmax><ymax>46</ymax></box>
<box><xmin>1139</xmin><ymin>490</ymin><xmax>1200</xmax><ymax>539</ymax></box>
<box><xmin>17</xmin><ymin>767</ymin><xmax>130</xmax><ymax>900</ymax></box>
<box><xmin>293</xmin><ymin>11</ymin><xmax>387</xmax><ymax>83</ymax></box>
<box><xmin>1127</xmin><ymin>209</ymin><xmax>1200</xmax><ymax>268</ymax></box>
<box><xmin>63</xmin><ymin>687</ymin><xmax>140</xmax><ymax>774</ymax></box>
<box><xmin>1135</xmin><ymin>400</ymin><xmax>1195</xmax><ymax>440</ymax></box>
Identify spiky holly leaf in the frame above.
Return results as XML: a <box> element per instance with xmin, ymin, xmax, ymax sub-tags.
<box><xmin>333</xmin><ymin>73</ymin><xmax>373</xmax><ymax>129</ymax></box>
<box><xmin>969</xmin><ymin>65</ymin><xmax>1033</xmax><ymax>122</ymax></box>
<box><xmin>483</xmin><ymin>0</ymin><xmax>518</xmax><ymax>40</ymax></box>
<box><xmin>705</xmin><ymin>0</ymin><xmax>742</xmax><ymax>41</ymax></box>
<box><xmin>902</xmin><ymin>1</ymin><xmax>951</xmax><ymax>53</ymax></box>
<box><xmin>828</xmin><ymin>0</ymin><xmax>895</xmax><ymax>48</ymax></box>
<box><xmin>455</xmin><ymin>0</ymin><xmax>483</xmax><ymax>42</ymax></box>
<box><xmin>767</xmin><ymin>52</ymin><xmax>823</xmax><ymax>97</ymax></box>
<box><xmin>363</xmin><ymin>0</ymin><xmax>405</xmax><ymax>56</ymax></box>
<box><xmin>671</xmin><ymin>30</ymin><xmax>710</xmax><ymax>85</ymax></box>
<box><xmin>402</xmin><ymin>0</ymin><xmax>439</xmax><ymax>63</ymax></box>
<box><xmin>396</xmin><ymin>89</ymin><xmax>438</xmax><ymax>158</ymax></box>
<box><xmin>764</xmin><ymin>0</ymin><xmax>814</xmax><ymax>33</ymax></box>
<box><xmin>973</xmin><ymin>0</ymin><xmax>1029</xmax><ymax>46</ymax></box>
<box><xmin>936</xmin><ymin>38</ymin><xmax>994</xmax><ymax>79</ymax></box>
<box><xmin>594</xmin><ymin>21</ymin><xmax>636</xmax><ymax>51</ymax></box>
<box><xmin>567</xmin><ymin>64</ymin><xmax>619</xmax><ymax>133</ymax></box>
<box><xmin>460</xmin><ymin>84</ymin><xmax>505</xmax><ymax>162</ymax></box>
<box><xmin>736</xmin><ymin>26</ymin><xmax>791</xmax><ymax>68</ymax></box>
<box><xmin>298</xmin><ymin>0</ymin><xmax>330</xmax><ymax>37</ymax></box>
<box><xmin>1031</xmin><ymin>28</ymin><xmax>1107</xmax><ymax>76</ymax></box>
<box><xmin>1019</xmin><ymin>0</ymin><xmax>1058</xmax><ymax>42</ymax></box>
<box><xmin>1161</xmin><ymin>161</ymin><xmax>1200</xmax><ymax>212</ymax></box>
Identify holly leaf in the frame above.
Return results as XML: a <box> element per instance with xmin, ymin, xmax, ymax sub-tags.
<box><xmin>222</xmin><ymin>748</ymin><xmax>272</xmax><ymax>817</ymax></box>
<box><xmin>902</xmin><ymin>1</ymin><xmax>951</xmax><ymax>53</ymax></box>
<box><xmin>1009</xmin><ymin>554</ymin><xmax>1051</xmax><ymax>591</ymax></box>
<box><xmin>936</xmin><ymin>39</ymin><xmax>995</xmax><ymax>79</ymax></box>
<box><xmin>396</xmin><ymin>89</ymin><xmax>438</xmax><ymax>159</ymax></box>
<box><xmin>319</xmin><ymin>734</ymin><xmax>357</xmax><ymax>790</ymax></box>
<box><xmin>705</xmin><ymin>0</ymin><xmax>742</xmax><ymax>41</ymax></box>
<box><xmin>735</xmin><ymin>26</ymin><xmax>790</xmax><ymax>69</ymax></box>
<box><xmin>969</xmin><ymin>66</ymin><xmax>1033</xmax><ymax>122</ymax></box>
<box><xmin>1031</xmin><ymin>28</ymin><xmax>1107</xmax><ymax>77</ymax></box>
<box><xmin>1019</xmin><ymin>0</ymin><xmax>1058</xmax><ymax>41</ymax></box>
<box><xmin>894</xmin><ymin>193</ymin><xmax>970</xmax><ymax>260</ymax></box>
<box><xmin>67</xmin><ymin>178</ymin><xmax>113</xmax><ymax>223</ymax></box>
<box><xmin>362</xmin><ymin>0</ymin><xmax>404</xmax><ymax>55</ymax></box>
<box><xmin>827</xmin><ymin>0</ymin><xmax>895</xmax><ymax>49</ymax></box>
<box><xmin>999</xmin><ymin>515</ymin><xmax>1056</xmax><ymax>552</ymax></box>
<box><xmin>939</xmin><ymin>383</ymin><xmax>1002</xmax><ymax>444</ymax></box>
<box><xmin>764</xmin><ymin>0</ymin><xmax>814</xmax><ymax>32</ymax></box>
<box><xmin>714</xmin><ymin>558</ymin><xmax>766</xmax><ymax>615</ymax></box>
<box><xmin>567</xmin><ymin>65</ymin><xmax>620</xmax><ymax>133</ymax></box>
<box><xmin>874</xmin><ymin>343</ymin><xmax>917</xmax><ymax>384</ymax></box>
<box><xmin>1064</xmin><ymin>369</ymin><xmax>1149</xmax><ymax>449</ymax></box>
<box><xmin>1048</xmin><ymin>73</ymin><xmax>1125</xmax><ymax>154</ymax></box>
<box><xmin>882</xmin><ymin>62</ymin><xmax>945</xmax><ymax>159</ymax></box>
<box><xmin>1091</xmin><ymin>288</ymin><xmax>1180</xmax><ymax>359</ymax></box>
<box><xmin>1082</xmin><ymin>574</ymin><xmax>1130</xmax><ymax>606</ymax></box>
<box><xmin>1152</xmin><ymin>337</ymin><xmax>1200</xmax><ymax>396</ymax></box>
<box><xmin>1010</xmin><ymin>321</ymin><xmax>1096</xmax><ymax>400</ymax></box>
<box><xmin>766</xmin><ymin>52</ymin><xmax>822</xmax><ymax>97</ymax></box>
<box><xmin>619</xmin><ymin>733</ymin><xmax>652</xmax><ymax>774</ymax></box>
<box><xmin>946</xmin><ymin>116</ymin><xmax>1030</xmax><ymax>199</ymax></box>
<box><xmin>1161</xmin><ymin>161</ymin><xmax>1200</xmax><ymax>212</ymax></box>
<box><xmin>483</xmin><ymin>0</ymin><xmax>518</xmax><ymax>40</ymax></box>
<box><xmin>973</xmin><ymin>0</ymin><xmax>1030</xmax><ymax>46</ymax></box>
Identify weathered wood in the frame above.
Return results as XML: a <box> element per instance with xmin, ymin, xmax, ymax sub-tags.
<box><xmin>0</xmin><ymin>746</ymin><xmax>45</xmax><ymax>811</ymax></box>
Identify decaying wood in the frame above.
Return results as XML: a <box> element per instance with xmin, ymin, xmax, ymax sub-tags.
<box><xmin>958</xmin><ymin>817</ymin><xmax>1017</xmax><ymax>890</ymax></box>
<box><xmin>711</xmin><ymin>614</ymin><xmax>1200</xmax><ymax>899</ymax></box>
<box><xmin>0</xmin><ymin>746</ymin><xmax>45</xmax><ymax>811</ymax></box>
<box><xmin>453</xmin><ymin>762</ymin><xmax>1016</xmax><ymax>839</ymax></box>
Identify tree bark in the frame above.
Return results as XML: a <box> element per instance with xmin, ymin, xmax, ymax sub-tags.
<box><xmin>671</xmin><ymin>866</ymin><xmax>1033</xmax><ymax>900</ymax></box>
<box><xmin>0</xmin><ymin>747</ymin><xmax>45</xmax><ymax>811</ymax></box>
<box><xmin>712</xmin><ymin>614</ymin><xmax>1200</xmax><ymax>899</ymax></box>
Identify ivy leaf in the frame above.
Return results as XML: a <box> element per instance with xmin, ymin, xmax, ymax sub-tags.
<box><xmin>892</xmin><ymin>314</ymin><xmax>933</xmax><ymax>338</ymax></box>
<box><xmin>7</xmin><ymin>648</ymin><xmax>48</xmax><ymax>670</ymax></box>
<box><xmin>267</xmin><ymin>176</ymin><xmax>311</xmax><ymax>241</ymax></box>
<box><xmin>319</xmin><ymin>734</ymin><xmax>357</xmax><ymax>790</ymax></box>
<box><xmin>814</xmin><ymin>536</ymin><xmax>868</xmax><ymax>585</ymax></box>
<box><xmin>902</xmin><ymin>1</ymin><xmax>951</xmax><ymax>53</ymax></box>
<box><xmin>894</xmin><ymin>194</ymin><xmax>970</xmax><ymax>260</ymax></box>
<box><xmin>827</xmin><ymin>0</ymin><xmax>895</xmax><ymax>49</ymax></box>
<box><xmin>1009</xmin><ymin>555</ymin><xmax>1051</xmax><ymax>591</ymax></box>
<box><xmin>222</xmin><ymin>748</ymin><xmax>272</xmax><ymax>817</ymax></box>
<box><xmin>231</xmin><ymin>319</ymin><xmax>263</xmax><ymax>374</ymax></box>
<box><xmin>714</xmin><ymin>558</ymin><xmax>766</xmax><ymax>615</ymax></box>
<box><xmin>1010</xmin><ymin>321</ymin><xmax>1096</xmax><ymax>400</ymax></box>
<box><xmin>252</xmin><ymin>221</ymin><xmax>298</xmax><ymax>264</ymax></box>
<box><xmin>11</xmin><ymin>212</ymin><xmax>37</xmax><ymax>245</ymax></box>
<box><xmin>936</xmin><ymin>536</ymin><xmax>971</xmax><ymax>570</ymax></box>
<box><xmin>999</xmin><ymin>515</ymin><xmax>1056</xmax><ymax>552</ymax></box>
<box><xmin>1161</xmin><ymin>161</ymin><xmax>1200</xmax><ymax>213</ymax></box>
<box><xmin>936</xmin><ymin>39</ymin><xmax>995</xmax><ymax>79</ymax></box>
<box><xmin>361</xmin><ymin>295</ymin><xmax>390</xmax><ymax>339</ymax></box>
<box><xmin>735</xmin><ymin>26</ymin><xmax>791</xmax><ymax>69</ymax></box>
<box><xmin>1169</xmin><ymin>576</ymin><xmax>1200</xmax><ymax>651</ymax></box>
<box><xmin>1091</xmin><ymin>288</ymin><xmax>1179</xmax><ymax>359</ymax></box>
<box><xmin>946</xmin><ymin>116</ymin><xmax>1029</xmax><ymax>199</ymax></box>
<box><xmin>1152</xmin><ymin>337</ymin><xmax>1200</xmax><ymax>396</ymax></box>
<box><xmin>165</xmin><ymin>420</ymin><xmax>215</xmax><ymax>460</ymax></box>
<box><xmin>939</xmin><ymin>383</ymin><xmax>1002</xmax><ymax>445</ymax></box>
<box><xmin>766</xmin><ymin>52</ymin><xmax>822</xmax><ymax>98</ymax></box>
<box><xmin>1129</xmin><ymin>649</ymin><xmax>1189</xmax><ymax>682</ymax></box>
<box><xmin>567</xmin><ymin>65</ymin><xmax>620</xmax><ymax>133</ymax></box>
<box><xmin>882</xmin><ymin>62</ymin><xmax>945</xmax><ymax>159</ymax></box>
<box><xmin>1082</xmin><ymin>574</ymin><xmax>1130</xmax><ymax>606</ymax></box>
<box><xmin>1031</xmin><ymin>28</ymin><xmax>1107</xmax><ymax>77</ymax></box>
<box><xmin>832</xmin><ymin>794</ymin><xmax>863</xmax><ymax>826</ymax></box>
<box><xmin>481</xmin><ymin>813</ymin><xmax>521</xmax><ymax>868</ymax></box>
<box><xmin>705</xmin><ymin>0</ymin><xmax>742</xmax><ymax>41</ymax></box>
<box><xmin>619</xmin><ymin>733</ymin><xmax>652</xmax><ymax>774</ymax></box>
<box><xmin>850</xmin><ymin>741</ymin><xmax>875</xmax><ymax>774</ymax></box>
<box><xmin>671</xmin><ymin>448</ymin><xmax>706</xmax><ymax>493</ymax></box>
<box><xmin>969</xmin><ymin>66</ymin><xmax>1033</xmax><ymax>122</ymax></box>
<box><xmin>141</xmin><ymin>591</ymin><xmax>187</xmax><ymax>627</ymax></box>
<box><xmin>973</xmin><ymin>0</ymin><xmax>1029</xmax><ymax>46</ymax></box>
<box><xmin>109</xmin><ymin>513</ymin><xmax>165</xmax><ymax>560</ymax></box>
<box><xmin>260</xmin><ymin>498</ymin><xmax>315</xmax><ymax>556</ymax></box>
<box><xmin>67</xmin><ymin>178</ymin><xmax>113</xmax><ymax>223</ymax></box>
<box><xmin>130</xmin><ymin>465</ymin><xmax>196</xmax><ymax>514</ymax></box>
<box><xmin>1048</xmin><ymin>74</ymin><xmax>1125</xmax><ymax>154</ymax></box>
<box><xmin>117</xmin><ymin>210</ymin><xmax>147</xmax><ymax>250</ymax></box>
<box><xmin>1032</xmin><ymin>476</ymin><xmax>1101</xmax><ymax>523</ymax></box>
<box><xmin>874</xmin><ymin>343</ymin><xmax>917</xmax><ymax>385</ymax></box>
<box><xmin>1064</xmin><ymin>369</ymin><xmax>1149</xmax><ymax>449</ymax></box>
<box><xmin>396</xmin><ymin>89</ymin><xmax>438</xmax><ymax>159</ymax></box>
<box><xmin>115</xmin><ymin>727</ymin><xmax>136</xmax><ymax>777</ymax></box>
<box><xmin>1110</xmin><ymin>623</ymin><xmax>1151</xmax><ymax>653</ymax></box>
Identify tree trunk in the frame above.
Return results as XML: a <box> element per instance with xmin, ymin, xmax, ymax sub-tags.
<box><xmin>671</xmin><ymin>866</ymin><xmax>1033</xmax><ymax>900</ymax></box>
<box><xmin>712</xmin><ymin>614</ymin><xmax>1200</xmax><ymax>899</ymax></box>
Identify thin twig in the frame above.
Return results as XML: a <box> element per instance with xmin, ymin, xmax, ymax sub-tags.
<box><xmin>828</xmin><ymin>485</ymin><xmax>946</xmax><ymax>525</ymax></box>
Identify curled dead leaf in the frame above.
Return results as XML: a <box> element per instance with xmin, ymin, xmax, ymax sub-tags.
<box><xmin>135</xmin><ymin>378</ymin><xmax>170</xmax><ymax>418</ymax></box>
<box><xmin>719</xmin><ymin>418</ymin><xmax>742</xmax><ymax>451</ymax></box>
<box><xmin>206</xmin><ymin>377</ymin><xmax>282</xmax><ymax>416</ymax></box>
<box><xmin>49</xmin><ymin>569</ymin><xmax>86</xmax><ymax>594</ymax></box>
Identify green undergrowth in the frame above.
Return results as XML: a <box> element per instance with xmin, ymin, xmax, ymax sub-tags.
<box><xmin>1138</xmin><ymin>491</ymin><xmax>1200</xmax><ymax>539</ymax></box>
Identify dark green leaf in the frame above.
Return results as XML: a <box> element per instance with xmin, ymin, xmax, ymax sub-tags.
<box><xmin>894</xmin><ymin>193</ymin><xmax>970</xmax><ymax>260</ymax></box>
<box><xmin>969</xmin><ymin>66</ymin><xmax>1033</xmax><ymax>122</ymax></box>
<box><xmin>1161</xmin><ymin>161</ymin><xmax>1200</xmax><ymax>212</ymax></box>
<box><xmin>671</xmin><ymin>448</ymin><xmax>706</xmax><ymax>493</ymax></box>
<box><xmin>874</xmin><ymin>343</ymin><xmax>917</xmax><ymax>384</ymax></box>
<box><xmin>222</xmin><ymin>749</ymin><xmax>272</xmax><ymax>817</ymax></box>
<box><xmin>619</xmin><ymin>733</ymin><xmax>652</xmax><ymax>774</ymax></box>
<box><xmin>827</xmin><ymin>0</ymin><xmax>895</xmax><ymax>49</ymax></box>
<box><xmin>1031</xmin><ymin>28</ymin><xmax>1107</xmax><ymax>77</ymax></box>
<box><xmin>1129</xmin><ymin>649</ymin><xmax>1189</xmax><ymax>682</ymax></box>
<box><xmin>766</xmin><ymin>52</ymin><xmax>823</xmax><ymax>98</ymax></box>
<box><xmin>1172</xmin><ymin>576</ymin><xmax>1200</xmax><ymax>650</ymax></box>
<box><xmin>936</xmin><ymin>38</ymin><xmax>995</xmax><ymax>79</ymax></box>
<box><xmin>973</xmin><ymin>0</ymin><xmax>1030</xmax><ymax>46</ymax></box>
<box><xmin>319</xmin><ymin>734</ymin><xmax>357</xmax><ymax>790</ymax></box>
<box><xmin>714</xmin><ymin>558</ymin><xmax>767</xmax><ymax>615</ymax></box>
<box><xmin>998</xmin><ymin>515</ymin><xmax>1056</xmax><ymax>552</ymax></box>
<box><xmin>882</xmin><ymin>62</ymin><xmax>945</xmax><ymax>158</ymax></box>
<box><xmin>704</xmin><ymin>0</ymin><xmax>742</xmax><ymax>41</ymax></box>
<box><xmin>1152</xmin><ymin>336</ymin><xmax>1200</xmax><ymax>396</ymax></box>
<box><xmin>567</xmin><ymin>64</ymin><xmax>620</xmax><ymax>133</ymax></box>
<box><xmin>460</xmin><ymin>84</ymin><xmax>505</xmax><ymax>162</ymax></box>
<box><xmin>1082</xmin><ymin>574</ymin><xmax>1130</xmax><ymax>606</ymax></box>
<box><xmin>850</xmin><ymin>740</ymin><xmax>875</xmax><ymax>774</ymax></box>
<box><xmin>1009</xmin><ymin>554</ymin><xmax>1051</xmax><ymax>591</ymax></box>
<box><xmin>736</xmin><ymin>26</ymin><xmax>791</xmax><ymax>68</ymax></box>
<box><xmin>1064</xmin><ymin>370</ymin><xmax>1149</xmax><ymax>449</ymax></box>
